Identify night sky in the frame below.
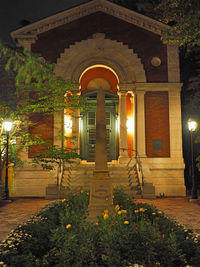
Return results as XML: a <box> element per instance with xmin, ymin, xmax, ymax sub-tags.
<box><xmin>0</xmin><ymin>0</ymin><xmax>88</xmax><ymax>44</ymax></box>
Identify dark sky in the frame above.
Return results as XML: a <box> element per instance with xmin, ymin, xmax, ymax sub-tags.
<box><xmin>0</xmin><ymin>0</ymin><xmax>88</xmax><ymax>43</ymax></box>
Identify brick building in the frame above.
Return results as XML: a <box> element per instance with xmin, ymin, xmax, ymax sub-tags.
<box><xmin>11</xmin><ymin>0</ymin><xmax>185</xmax><ymax>198</ymax></box>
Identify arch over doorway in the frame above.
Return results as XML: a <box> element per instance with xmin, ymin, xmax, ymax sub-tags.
<box><xmin>54</xmin><ymin>33</ymin><xmax>147</xmax><ymax>163</ymax></box>
<box><xmin>54</xmin><ymin>33</ymin><xmax>146</xmax><ymax>84</ymax></box>
<box><xmin>79</xmin><ymin>65</ymin><xmax>119</xmax><ymax>162</ymax></box>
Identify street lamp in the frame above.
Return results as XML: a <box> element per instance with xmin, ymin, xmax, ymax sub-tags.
<box><xmin>187</xmin><ymin>119</ymin><xmax>197</xmax><ymax>199</ymax></box>
<box><xmin>3</xmin><ymin>120</ymin><xmax>13</xmax><ymax>200</ymax></box>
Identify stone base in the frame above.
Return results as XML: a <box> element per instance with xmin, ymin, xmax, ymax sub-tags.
<box><xmin>87</xmin><ymin>170</ymin><xmax>114</xmax><ymax>222</ymax></box>
<box><xmin>118</xmin><ymin>156</ymin><xmax>130</xmax><ymax>165</ymax></box>
<box><xmin>142</xmin><ymin>183</ymin><xmax>156</xmax><ymax>199</ymax></box>
<box><xmin>45</xmin><ymin>184</ymin><xmax>69</xmax><ymax>199</ymax></box>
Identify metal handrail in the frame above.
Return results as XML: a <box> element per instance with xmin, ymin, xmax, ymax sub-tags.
<box><xmin>121</xmin><ymin>148</ymin><xmax>144</xmax><ymax>187</ymax></box>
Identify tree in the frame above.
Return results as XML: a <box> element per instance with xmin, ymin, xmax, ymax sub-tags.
<box><xmin>0</xmin><ymin>41</ymin><xmax>88</xmax><ymax>178</ymax></box>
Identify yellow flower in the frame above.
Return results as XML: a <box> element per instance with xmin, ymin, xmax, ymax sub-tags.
<box><xmin>152</xmin><ymin>212</ymin><xmax>156</xmax><ymax>215</ymax></box>
<box><xmin>124</xmin><ymin>220</ymin><xmax>129</xmax><ymax>224</ymax></box>
<box><xmin>118</xmin><ymin>210</ymin><xmax>122</xmax><ymax>215</ymax></box>
<box><xmin>121</xmin><ymin>210</ymin><xmax>127</xmax><ymax>214</ymax></box>
<box><xmin>158</xmin><ymin>211</ymin><xmax>162</xmax><ymax>214</ymax></box>
<box><xmin>95</xmin><ymin>222</ymin><xmax>98</xmax><ymax>225</ymax></box>
<box><xmin>115</xmin><ymin>205</ymin><xmax>120</xmax><ymax>211</ymax></box>
<box><xmin>66</xmin><ymin>224</ymin><xmax>71</xmax><ymax>229</ymax></box>
<box><xmin>105</xmin><ymin>198</ymin><xmax>108</xmax><ymax>201</ymax></box>
<box><xmin>134</xmin><ymin>210</ymin><xmax>139</xmax><ymax>214</ymax></box>
<box><xmin>104</xmin><ymin>209</ymin><xmax>109</xmax><ymax>214</ymax></box>
<box><xmin>139</xmin><ymin>207</ymin><xmax>147</xmax><ymax>212</ymax></box>
<box><xmin>62</xmin><ymin>198</ymin><xmax>66</xmax><ymax>202</ymax></box>
<box><xmin>104</xmin><ymin>214</ymin><xmax>109</xmax><ymax>220</ymax></box>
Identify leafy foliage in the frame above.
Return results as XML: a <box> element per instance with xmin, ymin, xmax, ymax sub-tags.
<box><xmin>0</xmin><ymin>41</ymin><xmax>89</xmax><ymax>174</ymax></box>
<box><xmin>155</xmin><ymin>0</ymin><xmax>200</xmax><ymax>47</ymax></box>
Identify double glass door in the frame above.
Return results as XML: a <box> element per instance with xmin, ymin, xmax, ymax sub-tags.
<box><xmin>80</xmin><ymin>91</ymin><xmax>118</xmax><ymax>162</ymax></box>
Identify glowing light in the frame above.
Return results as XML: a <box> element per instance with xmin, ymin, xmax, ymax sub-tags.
<box><xmin>64</xmin><ymin>115</ymin><xmax>72</xmax><ymax>134</ymax></box>
<box><xmin>3</xmin><ymin>121</ymin><xmax>13</xmax><ymax>132</ymax></box>
<box><xmin>126</xmin><ymin>118</ymin><xmax>134</xmax><ymax>133</ymax></box>
<box><xmin>188</xmin><ymin>119</ymin><xmax>197</xmax><ymax>132</ymax></box>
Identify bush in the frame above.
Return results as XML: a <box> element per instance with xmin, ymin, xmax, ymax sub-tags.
<box><xmin>0</xmin><ymin>188</ymin><xmax>200</xmax><ymax>267</ymax></box>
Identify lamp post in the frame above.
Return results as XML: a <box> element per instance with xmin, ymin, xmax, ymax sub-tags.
<box><xmin>187</xmin><ymin>119</ymin><xmax>197</xmax><ymax>199</ymax></box>
<box><xmin>3</xmin><ymin>121</ymin><xmax>13</xmax><ymax>200</ymax></box>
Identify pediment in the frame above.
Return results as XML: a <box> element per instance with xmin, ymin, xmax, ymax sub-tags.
<box><xmin>11</xmin><ymin>0</ymin><xmax>169</xmax><ymax>43</ymax></box>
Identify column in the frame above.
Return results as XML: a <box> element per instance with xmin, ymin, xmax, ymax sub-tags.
<box><xmin>72</xmin><ymin>109</ymin><xmax>80</xmax><ymax>154</ymax></box>
<box><xmin>118</xmin><ymin>91</ymin><xmax>128</xmax><ymax>162</ymax></box>
<box><xmin>95</xmin><ymin>88</ymin><xmax>108</xmax><ymax>170</ymax></box>
<box><xmin>71</xmin><ymin>88</ymin><xmax>81</xmax><ymax>154</ymax></box>
<box><xmin>53</xmin><ymin>110</ymin><xmax>63</xmax><ymax>147</ymax></box>
<box><xmin>168</xmin><ymin>89</ymin><xmax>183</xmax><ymax>158</ymax></box>
<box><xmin>136</xmin><ymin>90</ymin><xmax>146</xmax><ymax>157</ymax></box>
<box><xmin>129</xmin><ymin>92</ymin><xmax>135</xmax><ymax>157</ymax></box>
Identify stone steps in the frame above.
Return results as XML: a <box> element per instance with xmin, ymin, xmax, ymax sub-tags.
<box><xmin>61</xmin><ymin>164</ymin><xmax>142</xmax><ymax>198</ymax></box>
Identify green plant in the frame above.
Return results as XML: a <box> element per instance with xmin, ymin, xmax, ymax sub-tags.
<box><xmin>1</xmin><ymin>188</ymin><xmax>200</xmax><ymax>267</ymax></box>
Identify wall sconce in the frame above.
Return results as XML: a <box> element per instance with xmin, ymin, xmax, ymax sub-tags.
<box><xmin>126</xmin><ymin>118</ymin><xmax>134</xmax><ymax>133</ymax></box>
<box><xmin>64</xmin><ymin>115</ymin><xmax>72</xmax><ymax>133</ymax></box>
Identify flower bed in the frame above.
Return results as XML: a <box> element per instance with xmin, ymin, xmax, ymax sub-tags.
<box><xmin>0</xmin><ymin>188</ymin><xmax>200</xmax><ymax>267</ymax></box>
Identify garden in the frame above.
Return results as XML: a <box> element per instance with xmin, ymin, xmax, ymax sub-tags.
<box><xmin>0</xmin><ymin>188</ymin><xmax>200</xmax><ymax>267</ymax></box>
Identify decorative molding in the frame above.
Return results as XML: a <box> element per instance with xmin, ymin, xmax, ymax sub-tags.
<box><xmin>151</xmin><ymin>57</ymin><xmax>161</xmax><ymax>67</ymax></box>
<box><xmin>135</xmin><ymin>82</ymin><xmax>182</xmax><ymax>92</ymax></box>
<box><xmin>16</xmin><ymin>36</ymin><xmax>38</xmax><ymax>50</ymax></box>
<box><xmin>119</xmin><ymin>83</ymin><xmax>136</xmax><ymax>92</ymax></box>
<box><xmin>54</xmin><ymin>33</ymin><xmax>146</xmax><ymax>83</ymax></box>
<box><xmin>11</xmin><ymin>0</ymin><xmax>169</xmax><ymax>43</ymax></box>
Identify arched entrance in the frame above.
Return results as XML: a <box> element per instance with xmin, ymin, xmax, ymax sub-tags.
<box><xmin>54</xmin><ymin>33</ymin><xmax>147</xmax><ymax>163</ymax></box>
<box><xmin>80</xmin><ymin>66</ymin><xmax>119</xmax><ymax>162</ymax></box>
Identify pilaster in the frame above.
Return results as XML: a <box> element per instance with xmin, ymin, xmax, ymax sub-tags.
<box><xmin>136</xmin><ymin>90</ymin><xmax>146</xmax><ymax>157</ymax></box>
<box><xmin>167</xmin><ymin>44</ymin><xmax>180</xmax><ymax>82</ymax></box>
<box><xmin>168</xmin><ymin>88</ymin><xmax>183</xmax><ymax>158</ymax></box>
<box><xmin>53</xmin><ymin>111</ymin><xmax>63</xmax><ymax>147</ymax></box>
<box><xmin>72</xmin><ymin>86</ymin><xmax>81</xmax><ymax>154</ymax></box>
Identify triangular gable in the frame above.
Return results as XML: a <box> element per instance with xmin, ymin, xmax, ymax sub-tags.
<box><xmin>11</xmin><ymin>0</ymin><xmax>168</xmax><ymax>42</ymax></box>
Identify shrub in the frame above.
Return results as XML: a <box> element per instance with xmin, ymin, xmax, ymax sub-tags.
<box><xmin>0</xmin><ymin>188</ymin><xmax>200</xmax><ymax>267</ymax></box>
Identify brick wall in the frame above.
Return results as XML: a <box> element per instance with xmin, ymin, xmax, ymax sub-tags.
<box><xmin>145</xmin><ymin>92</ymin><xmax>170</xmax><ymax>157</ymax></box>
<box><xmin>28</xmin><ymin>114</ymin><xmax>54</xmax><ymax>158</ymax></box>
<box><xmin>32</xmin><ymin>12</ymin><xmax>168</xmax><ymax>82</ymax></box>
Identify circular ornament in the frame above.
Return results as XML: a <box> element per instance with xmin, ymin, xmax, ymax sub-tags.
<box><xmin>151</xmin><ymin>57</ymin><xmax>161</xmax><ymax>67</ymax></box>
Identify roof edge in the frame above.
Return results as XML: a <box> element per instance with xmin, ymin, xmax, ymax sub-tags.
<box><xmin>11</xmin><ymin>0</ymin><xmax>169</xmax><ymax>41</ymax></box>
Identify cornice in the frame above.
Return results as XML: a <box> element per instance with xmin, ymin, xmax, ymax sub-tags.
<box><xmin>11</xmin><ymin>0</ymin><xmax>169</xmax><ymax>43</ymax></box>
<box><xmin>135</xmin><ymin>82</ymin><xmax>183</xmax><ymax>92</ymax></box>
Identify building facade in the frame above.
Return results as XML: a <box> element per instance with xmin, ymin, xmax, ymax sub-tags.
<box><xmin>11</xmin><ymin>0</ymin><xmax>185</xmax><ymax>197</ymax></box>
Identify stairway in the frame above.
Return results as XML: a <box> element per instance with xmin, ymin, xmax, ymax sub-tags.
<box><xmin>61</xmin><ymin>163</ymin><xmax>142</xmax><ymax>198</ymax></box>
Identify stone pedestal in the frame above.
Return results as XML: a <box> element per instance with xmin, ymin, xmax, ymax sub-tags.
<box><xmin>88</xmin><ymin>170</ymin><xmax>113</xmax><ymax>222</ymax></box>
